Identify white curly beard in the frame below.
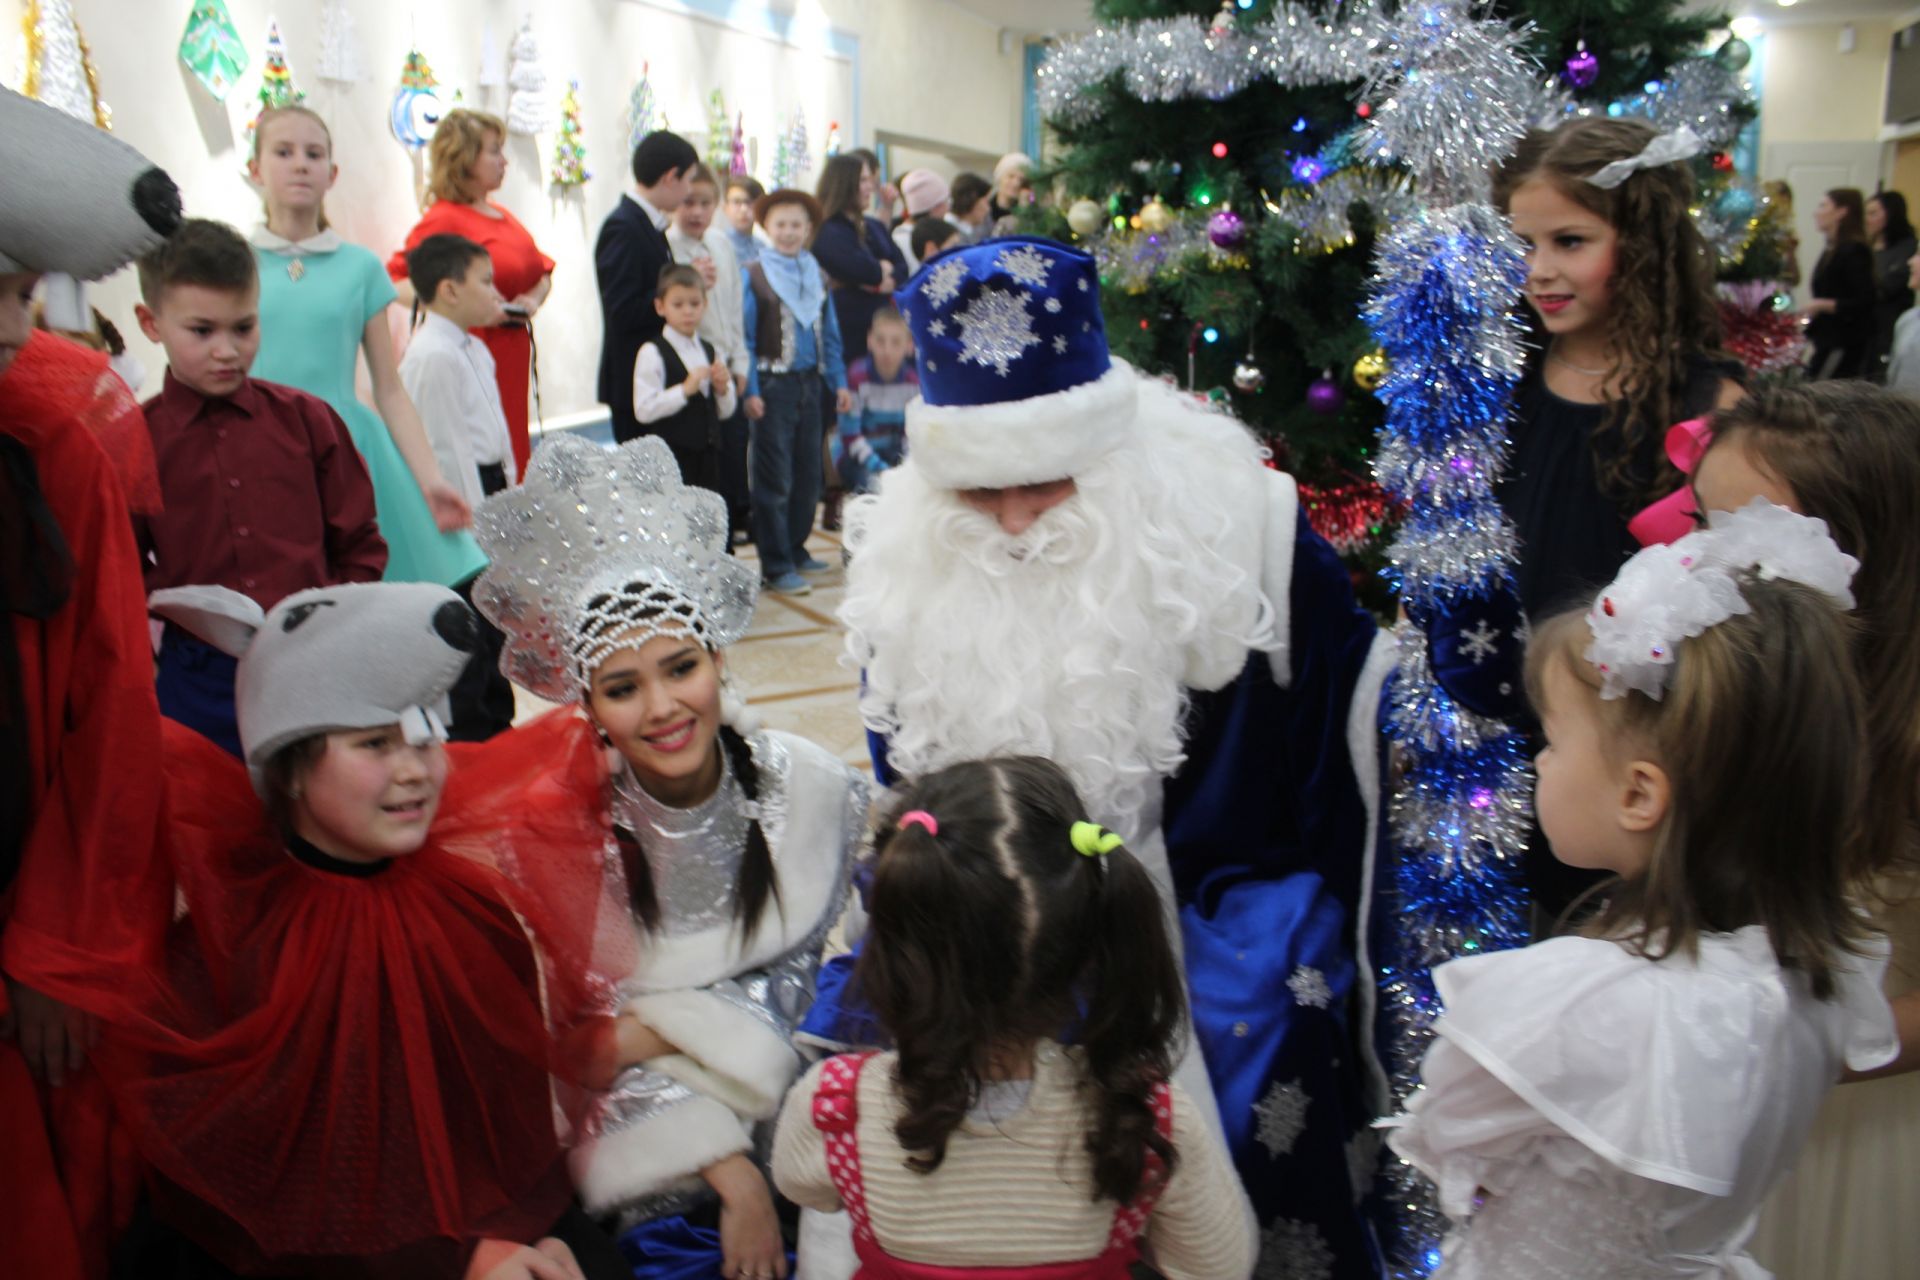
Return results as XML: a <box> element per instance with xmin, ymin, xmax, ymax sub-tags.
<box><xmin>840</xmin><ymin>379</ymin><xmax>1274</xmax><ymax>845</ymax></box>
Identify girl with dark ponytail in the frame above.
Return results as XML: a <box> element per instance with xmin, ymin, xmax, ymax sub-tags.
<box><xmin>468</xmin><ymin>436</ymin><xmax>870</xmax><ymax>1280</ymax></box>
<box><xmin>772</xmin><ymin>758</ymin><xmax>1255</xmax><ymax>1280</ymax></box>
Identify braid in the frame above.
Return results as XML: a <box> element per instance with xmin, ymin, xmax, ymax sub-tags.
<box><xmin>718</xmin><ymin>724</ymin><xmax>782</xmax><ymax>945</ymax></box>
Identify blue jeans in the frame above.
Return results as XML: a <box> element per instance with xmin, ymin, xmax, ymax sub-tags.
<box><xmin>750</xmin><ymin>371</ymin><xmax>824</xmax><ymax>578</ymax></box>
<box><xmin>155</xmin><ymin>627</ymin><xmax>242</xmax><ymax>757</ymax></box>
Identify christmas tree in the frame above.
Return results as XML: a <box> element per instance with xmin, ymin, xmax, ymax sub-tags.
<box><xmin>705</xmin><ymin>89</ymin><xmax>731</xmax><ymax>173</ymax></box>
<box><xmin>627</xmin><ymin>63</ymin><xmax>657</xmax><ymax>154</ymax></box>
<box><xmin>787</xmin><ymin>108</ymin><xmax>811</xmax><ymax>189</ymax></box>
<box><xmin>245</xmin><ymin>19</ymin><xmax>303</xmax><ymax>141</ymax></box>
<box><xmin>506</xmin><ymin>17</ymin><xmax>550</xmax><ymax>136</ymax></box>
<box><xmin>551</xmin><ymin>78</ymin><xmax>590</xmax><ymax>188</ymax></box>
<box><xmin>770</xmin><ymin>116</ymin><xmax>791</xmax><ymax>188</ymax></box>
<box><xmin>1030</xmin><ymin>0</ymin><xmax>1734</xmax><ymax>558</ymax></box>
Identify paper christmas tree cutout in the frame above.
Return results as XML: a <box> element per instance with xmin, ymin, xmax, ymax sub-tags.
<box><xmin>389</xmin><ymin>46</ymin><xmax>442</xmax><ymax>150</ymax></box>
<box><xmin>178</xmin><ymin>0</ymin><xmax>247</xmax><ymax>102</ymax></box>
<box><xmin>256</xmin><ymin>22</ymin><xmax>303</xmax><ymax>108</ymax></box>
<box><xmin>787</xmin><ymin>109</ymin><xmax>811</xmax><ymax>189</ymax></box>
<box><xmin>730</xmin><ymin>112</ymin><xmax>747</xmax><ymax>176</ymax></box>
<box><xmin>316</xmin><ymin>0</ymin><xmax>361</xmax><ymax>86</ymax></box>
<box><xmin>626</xmin><ymin>63</ymin><xmax>657</xmax><ymax>154</ymax></box>
<box><xmin>550</xmin><ymin>79</ymin><xmax>590</xmax><ymax>188</ymax></box>
<box><xmin>23</xmin><ymin>0</ymin><xmax>109</xmax><ymax>128</ymax></box>
<box><xmin>825</xmin><ymin>120</ymin><xmax>842</xmax><ymax>158</ymax></box>
<box><xmin>704</xmin><ymin>88</ymin><xmax>730</xmax><ymax>173</ymax></box>
<box><xmin>506</xmin><ymin>17</ymin><xmax>550</xmax><ymax>136</ymax></box>
<box><xmin>770</xmin><ymin>115</ymin><xmax>790</xmax><ymax>188</ymax></box>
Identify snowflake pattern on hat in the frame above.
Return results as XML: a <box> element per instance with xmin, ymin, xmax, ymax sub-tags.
<box><xmin>952</xmin><ymin>287</ymin><xmax>1041</xmax><ymax>377</ymax></box>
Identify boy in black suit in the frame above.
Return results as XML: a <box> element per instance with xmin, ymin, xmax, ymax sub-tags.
<box><xmin>595</xmin><ymin>131</ymin><xmax>699</xmax><ymax>447</ymax></box>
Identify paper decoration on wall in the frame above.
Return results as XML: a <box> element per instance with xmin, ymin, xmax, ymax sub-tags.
<box><xmin>506</xmin><ymin>17</ymin><xmax>549</xmax><ymax>136</ymax></box>
<box><xmin>550</xmin><ymin>78</ymin><xmax>589</xmax><ymax>188</ymax></box>
<box><xmin>787</xmin><ymin>109</ymin><xmax>811</xmax><ymax>189</ymax></box>
<box><xmin>479</xmin><ymin>26</ymin><xmax>505</xmax><ymax>92</ymax></box>
<box><xmin>22</xmin><ymin>0</ymin><xmax>109</xmax><ymax>128</ymax></box>
<box><xmin>825</xmin><ymin>120</ymin><xmax>842</xmax><ymax>158</ymax></box>
<box><xmin>244</xmin><ymin>19</ymin><xmax>304</xmax><ymax>143</ymax></box>
<box><xmin>178</xmin><ymin>0</ymin><xmax>247</xmax><ymax>102</ymax></box>
<box><xmin>770</xmin><ymin>115</ymin><xmax>790</xmax><ymax>188</ymax></box>
<box><xmin>730</xmin><ymin>112</ymin><xmax>747</xmax><ymax>176</ymax></box>
<box><xmin>389</xmin><ymin>46</ymin><xmax>442</xmax><ymax>150</ymax></box>
<box><xmin>315</xmin><ymin>0</ymin><xmax>361</xmax><ymax>86</ymax></box>
<box><xmin>704</xmin><ymin>88</ymin><xmax>731</xmax><ymax>173</ymax></box>
<box><xmin>627</xmin><ymin>63</ymin><xmax>659</xmax><ymax>153</ymax></box>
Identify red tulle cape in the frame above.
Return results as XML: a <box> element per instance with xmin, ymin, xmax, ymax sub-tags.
<box><xmin>91</xmin><ymin>721</ymin><xmax>635</xmax><ymax>1276</ymax></box>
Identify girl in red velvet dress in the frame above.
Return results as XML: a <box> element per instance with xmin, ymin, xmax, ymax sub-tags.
<box><xmin>390</xmin><ymin>109</ymin><xmax>554</xmax><ymax>479</ymax></box>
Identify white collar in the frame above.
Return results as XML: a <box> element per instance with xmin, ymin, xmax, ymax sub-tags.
<box><xmin>626</xmin><ymin>190</ymin><xmax>670</xmax><ymax>231</ymax></box>
<box><xmin>417</xmin><ymin>310</ymin><xmax>470</xmax><ymax>344</ymax></box>
<box><xmin>662</xmin><ymin>326</ymin><xmax>705</xmax><ymax>355</ymax></box>
<box><xmin>249</xmin><ymin>224</ymin><xmax>344</xmax><ymax>257</ymax></box>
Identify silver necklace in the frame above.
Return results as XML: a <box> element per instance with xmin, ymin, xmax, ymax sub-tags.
<box><xmin>1548</xmin><ymin>345</ymin><xmax>1609</xmax><ymax>378</ymax></box>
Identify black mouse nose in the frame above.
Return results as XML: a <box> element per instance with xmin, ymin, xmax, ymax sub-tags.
<box><xmin>433</xmin><ymin>601</ymin><xmax>478</xmax><ymax>654</ymax></box>
<box><xmin>134</xmin><ymin>168</ymin><xmax>183</xmax><ymax>239</ymax></box>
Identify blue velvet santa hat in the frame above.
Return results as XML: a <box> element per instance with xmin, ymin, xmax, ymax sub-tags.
<box><xmin>893</xmin><ymin>237</ymin><xmax>1138</xmax><ymax>490</ymax></box>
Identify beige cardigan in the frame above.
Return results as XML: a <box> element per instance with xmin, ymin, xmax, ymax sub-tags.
<box><xmin>772</xmin><ymin>1042</ymin><xmax>1256</xmax><ymax>1279</ymax></box>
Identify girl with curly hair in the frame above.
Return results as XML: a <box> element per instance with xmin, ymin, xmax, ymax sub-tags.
<box><xmin>1491</xmin><ymin>117</ymin><xmax>1745</xmax><ymax>920</ymax></box>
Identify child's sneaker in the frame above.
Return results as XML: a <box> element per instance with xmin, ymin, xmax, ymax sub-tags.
<box><xmin>766</xmin><ymin>571</ymin><xmax>812</xmax><ymax>595</ymax></box>
<box><xmin>797</xmin><ymin>555</ymin><xmax>833</xmax><ymax>574</ymax></box>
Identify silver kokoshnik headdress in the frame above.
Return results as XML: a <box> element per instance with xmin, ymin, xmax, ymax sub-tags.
<box><xmin>470</xmin><ymin>435</ymin><xmax>759</xmax><ymax>703</ymax></box>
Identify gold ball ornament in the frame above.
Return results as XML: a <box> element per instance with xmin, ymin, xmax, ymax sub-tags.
<box><xmin>1352</xmin><ymin>348</ymin><xmax>1388</xmax><ymax>392</ymax></box>
<box><xmin>1139</xmin><ymin>197</ymin><xmax>1174</xmax><ymax>234</ymax></box>
<box><xmin>1066</xmin><ymin>198</ymin><xmax>1104</xmax><ymax>237</ymax></box>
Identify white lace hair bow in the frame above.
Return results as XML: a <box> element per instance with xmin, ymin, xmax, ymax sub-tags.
<box><xmin>1583</xmin><ymin>126</ymin><xmax>1705</xmax><ymax>191</ymax></box>
<box><xmin>1585</xmin><ymin>499</ymin><xmax>1858</xmax><ymax>701</ymax></box>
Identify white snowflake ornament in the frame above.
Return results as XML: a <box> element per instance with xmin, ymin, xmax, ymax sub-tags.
<box><xmin>1458</xmin><ymin>617</ymin><xmax>1499</xmax><ymax>665</ymax></box>
<box><xmin>1252</xmin><ymin>1080</ymin><xmax>1310</xmax><ymax>1158</ymax></box>
<box><xmin>952</xmin><ymin>287</ymin><xmax>1040</xmax><ymax>377</ymax></box>
<box><xmin>1256</xmin><ymin>1218</ymin><xmax>1336</xmax><ymax>1280</ymax></box>
<box><xmin>1287</xmin><ymin>964</ymin><xmax>1332</xmax><ymax>1009</ymax></box>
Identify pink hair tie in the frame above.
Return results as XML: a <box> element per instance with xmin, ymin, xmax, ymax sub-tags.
<box><xmin>898</xmin><ymin>810</ymin><xmax>939</xmax><ymax>836</ymax></box>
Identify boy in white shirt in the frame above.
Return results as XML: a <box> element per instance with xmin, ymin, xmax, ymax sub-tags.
<box><xmin>399</xmin><ymin>234</ymin><xmax>514</xmax><ymax>505</ymax></box>
<box><xmin>667</xmin><ymin>164</ymin><xmax>752</xmax><ymax>539</ymax></box>
<box><xmin>633</xmin><ymin>263</ymin><xmax>736</xmax><ymax>493</ymax></box>
<box><xmin>398</xmin><ymin>233</ymin><xmax>516</xmax><ymax>740</ymax></box>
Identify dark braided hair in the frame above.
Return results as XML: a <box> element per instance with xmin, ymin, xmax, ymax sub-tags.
<box><xmin>856</xmin><ymin>757</ymin><xmax>1185</xmax><ymax>1205</ymax></box>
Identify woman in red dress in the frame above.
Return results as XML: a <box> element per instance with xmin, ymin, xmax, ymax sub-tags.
<box><xmin>390</xmin><ymin>110</ymin><xmax>553</xmax><ymax>479</ymax></box>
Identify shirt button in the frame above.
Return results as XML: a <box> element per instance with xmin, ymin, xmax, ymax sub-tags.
<box><xmin>243</xmin><ymin>578</ymin><xmax>257</xmax><ymax>589</ymax></box>
<box><xmin>229</xmin><ymin>478</ymin><xmax>241</xmax><ymax>488</ymax></box>
<box><xmin>236</xmin><ymin>526</ymin><xmax>250</xmax><ymax>538</ymax></box>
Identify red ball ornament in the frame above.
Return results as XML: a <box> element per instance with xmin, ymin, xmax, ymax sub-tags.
<box><xmin>1356</xmin><ymin>102</ymin><xmax>1372</xmax><ymax>119</ymax></box>
<box><xmin>1211</xmin><ymin>141</ymin><xmax>1229</xmax><ymax>158</ymax></box>
<box><xmin>1711</xmin><ymin>151</ymin><xmax>1734</xmax><ymax>172</ymax></box>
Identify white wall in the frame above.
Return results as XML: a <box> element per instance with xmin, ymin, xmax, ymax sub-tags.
<box><xmin>5</xmin><ymin>0</ymin><xmax>1026</xmax><ymax>422</ymax></box>
<box><xmin>1755</xmin><ymin>19</ymin><xmax>1895</xmax><ymax>154</ymax></box>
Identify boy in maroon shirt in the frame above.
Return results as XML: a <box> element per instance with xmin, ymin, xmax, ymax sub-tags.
<box><xmin>133</xmin><ymin>219</ymin><xmax>384</xmax><ymax>754</ymax></box>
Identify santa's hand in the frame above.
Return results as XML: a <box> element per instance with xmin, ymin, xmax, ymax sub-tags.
<box><xmin>4</xmin><ymin>978</ymin><xmax>97</xmax><ymax>1088</ymax></box>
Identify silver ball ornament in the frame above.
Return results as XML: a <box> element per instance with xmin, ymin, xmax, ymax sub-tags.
<box><xmin>1232</xmin><ymin>360</ymin><xmax>1267</xmax><ymax>392</ymax></box>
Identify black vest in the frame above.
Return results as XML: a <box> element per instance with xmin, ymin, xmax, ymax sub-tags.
<box><xmin>644</xmin><ymin>334</ymin><xmax>722</xmax><ymax>456</ymax></box>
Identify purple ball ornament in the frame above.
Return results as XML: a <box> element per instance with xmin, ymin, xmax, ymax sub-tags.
<box><xmin>1306</xmin><ymin>374</ymin><xmax>1344</xmax><ymax>416</ymax></box>
<box><xmin>1208</xmin><ymin>209</ymin><xmax>1247</xmax><ymax>249</ymax></box>
<box><xmin>1564</xmin><ymin>40</ymin><xmax>1599</xmax><ymax>90</ymax></box>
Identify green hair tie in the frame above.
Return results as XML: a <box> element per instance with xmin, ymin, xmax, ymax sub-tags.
<box><xmin>1070</xmin><ymin>821</ymin><xmax>1123</xmax><ymax>859</ymax></box>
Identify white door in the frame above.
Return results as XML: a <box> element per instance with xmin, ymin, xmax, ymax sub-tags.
<box><xmin>1763</xmin><ymin>141</ymin><xmax>1884</xmax><ymax>301</ymax></box>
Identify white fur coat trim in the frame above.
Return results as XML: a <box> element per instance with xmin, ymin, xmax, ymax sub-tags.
<box><xmin>1347</xmin><ymin>627</ymin><xmax>1400</xmax><ymax>1115</ymax></box>
<box><xmin>903</xmin><ymin>361</ymin><xmax>1139</xmax><ymax>490</ymax></box>
<box><xmin>1259</xmin><ymin>469</ymin><xmax>1301</xmax><ymax>686</ymax></box>
<box><xmin>571</xmin><ymin>1092</ymin><xmax>751</xmax><ymax>1213</ymax></box>
<box><xmin>625</xmin><ymin>988</ymin><xmax>800</xmax><ymax>1120</ymax></box>
<box><xmin>622</xmin><ymin>730</ymin><xmax>855</xmax><ymax>993</ymax></box>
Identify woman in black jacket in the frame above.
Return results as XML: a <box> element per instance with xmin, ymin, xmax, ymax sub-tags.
<box><xmin>812</xmin><ymin>153</ymin><xmax>909</xmax><ymax>367</ymax></box>
<box><xmin>1866</xmin><ymin>191</ymin><xmax>1917</xmax><ymax>382</ymax></box>
<box><xmin>1802</xmin><ymin>188</ymin><xmax>1876</xmax><ymax>380</ymax></box>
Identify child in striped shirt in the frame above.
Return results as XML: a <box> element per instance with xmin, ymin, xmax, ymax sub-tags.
<box><xmin>835</xmin><ymin>306</ymin><xmax>917</xmax><ymax>494</ymax></box>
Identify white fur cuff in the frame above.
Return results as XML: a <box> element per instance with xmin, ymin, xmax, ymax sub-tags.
<box><xmin>904</xmin><ymin>362</ymin><xmax>1140</xmax><ymax>490</ymax></box>
<box><xmin>571</xmin><ymin>1093</ymin><xmax>752</xmax><ymax>1213</ymax></box>
<box><xmin>626</xmin><ymin>989</ymin><xmax>801</xmax><ymax>1120</ymax></box>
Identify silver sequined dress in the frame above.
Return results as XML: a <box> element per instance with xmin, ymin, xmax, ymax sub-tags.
<box><xmin>570</xmin><ymin>728</ymin><xmax>869</xmax><ymax>1226</ymax></box>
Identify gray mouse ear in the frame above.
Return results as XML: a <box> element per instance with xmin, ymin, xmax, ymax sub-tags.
<box><xmin>147</xmin><ymin>586</ymin><xmax>265</xmax><ymax>658</ymax></box>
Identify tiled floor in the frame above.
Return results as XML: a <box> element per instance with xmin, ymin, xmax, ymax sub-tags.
<box><xmin>510</xmin><ymin>527</ymin><xmax>870</xmax><ymax>772</ymax></box>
